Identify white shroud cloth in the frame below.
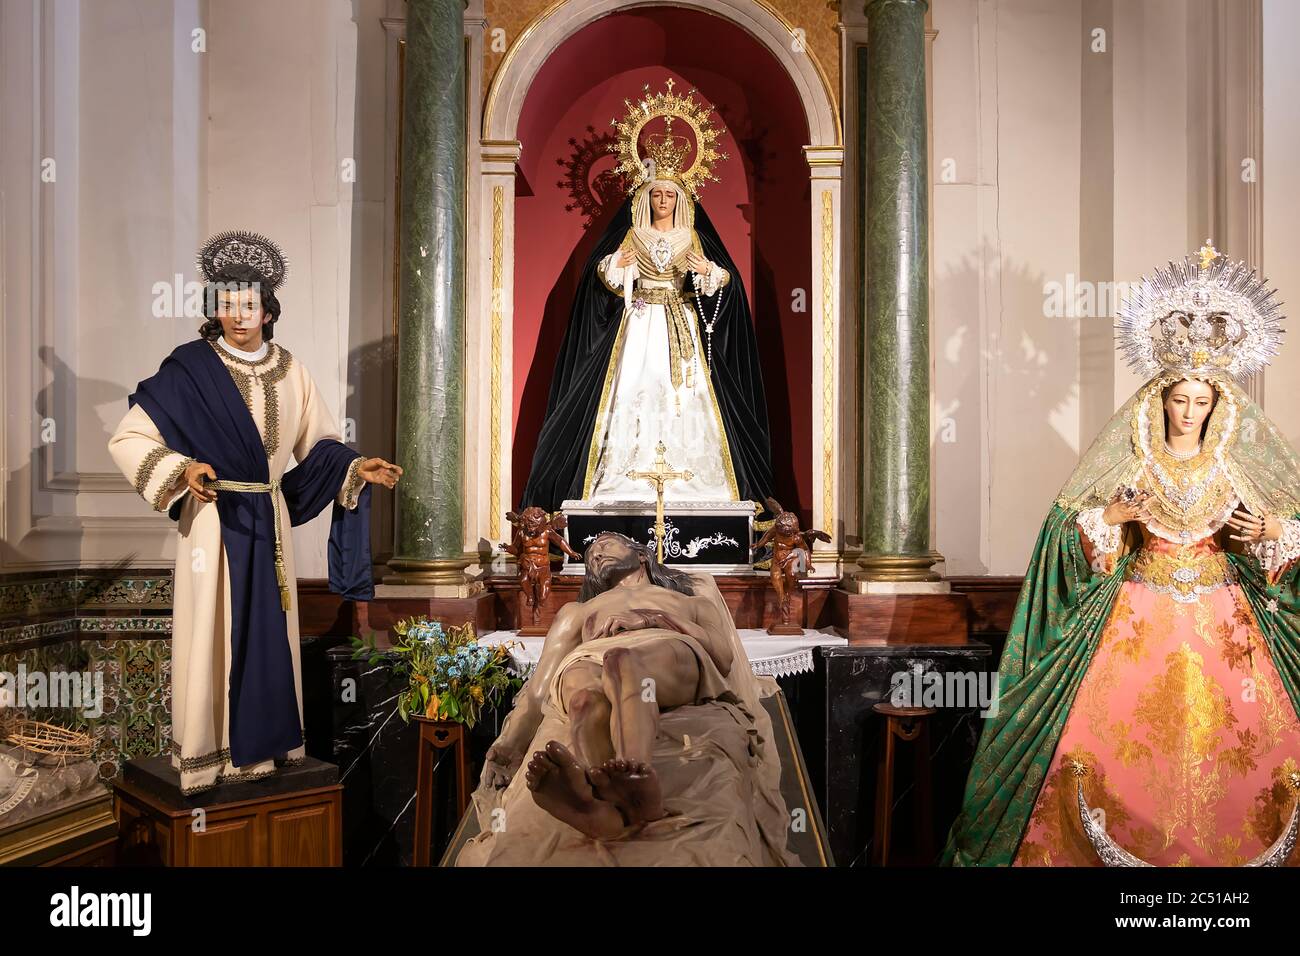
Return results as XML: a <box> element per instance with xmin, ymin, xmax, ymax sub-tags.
<box><xmin>108</xmin><ymin>340</ymin><xmax>364</xmax><ymax>794</ymax></box>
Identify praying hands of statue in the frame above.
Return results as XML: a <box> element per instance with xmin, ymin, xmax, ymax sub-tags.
<box><xmin>1226</xmin><ymin>506</ymin><xmax>1282</xmax><ymax>542</ymax></box>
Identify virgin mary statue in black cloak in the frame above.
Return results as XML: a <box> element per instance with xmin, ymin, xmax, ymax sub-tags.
<box><xmin>519</xmin><ymin>80</ymin><xmax>775</xmax><ymax>513</ymax></box>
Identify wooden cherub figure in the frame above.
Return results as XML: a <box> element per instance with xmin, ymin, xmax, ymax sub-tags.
<box><xmin>752</xmin><ymin>498</ymin><xmax>830</xmax><ymax>635</ymax></box>
<box><xmin>502</xmin><ymin>506</ymin><xmax>582</xmax><ymax>634</ymax></box>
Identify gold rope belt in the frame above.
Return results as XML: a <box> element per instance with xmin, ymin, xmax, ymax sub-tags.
<box><xmin>204</xmin><ymin>478</ymin><xmax>291</xmax><ymax>611</ymax></box>
<box><xmin>635</xmin><ymin>286</ymin><xmax>697</xmax><ymax>388</ymax></box>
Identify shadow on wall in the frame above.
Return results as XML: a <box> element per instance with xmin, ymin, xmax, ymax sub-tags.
<box><xmin>930</xmin><ymin>243</ymin><xmax>1088</xmax><ymax>576</ymax></box>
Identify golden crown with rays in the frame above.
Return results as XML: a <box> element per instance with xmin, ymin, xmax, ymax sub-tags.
<box><xmin>609</xmin><ymin>78</ymin><xmax>728</xmax><ymax>200</ymax></box>
<box><xmin>1116</xmin><ymin>239</ymin><xmax>1286</xmax><ymax>382</ymax></box>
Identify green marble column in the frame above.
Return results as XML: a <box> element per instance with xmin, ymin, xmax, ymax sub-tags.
<box><xmin>386</xmin><ymin>0</ymin><xmax>471</xmax><ymax>586</ymax></box>
<box><xmin>858</xmin><ymin>0</ymin><xmax>940</xmax><ymax>581</ymax></box>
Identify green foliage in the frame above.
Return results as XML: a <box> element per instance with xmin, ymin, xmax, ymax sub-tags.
<box><xmin>351</xmin><ymin>618</ymin><xmax>522</xmax><ymax>728</ymax></box>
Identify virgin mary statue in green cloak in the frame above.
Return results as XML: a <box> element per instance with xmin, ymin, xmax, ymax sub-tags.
<box><xmin>944</xmin><ymin>242</ymin><xmax>1300</xmax><ymax>867</ymax></box>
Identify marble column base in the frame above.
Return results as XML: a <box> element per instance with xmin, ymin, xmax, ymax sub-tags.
<box><xmin>855</xmin><ymin>552</ymin><xmax>943</xmax><ymax>582</ymax></box>
<box><xmin>850</xmin><ymin>578</ymin><xmax>951</xmax><ymax>595</ymax></box>
<box><xmin>383</xmin><ymin>556</ymin><xmax>476</xmax><ymax>588</ymax></box>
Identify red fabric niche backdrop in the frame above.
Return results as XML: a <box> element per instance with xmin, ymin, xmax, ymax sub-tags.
<box><xmin>511</xmin><ymin>6</ymin><xmax>813</xmax><ymax>525</ymax></box>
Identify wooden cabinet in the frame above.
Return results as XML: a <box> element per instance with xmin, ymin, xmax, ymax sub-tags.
<box><xmin>113</xmin><ymin>757</ymin><xmax>342</xmax><ymax>867</ymax></box>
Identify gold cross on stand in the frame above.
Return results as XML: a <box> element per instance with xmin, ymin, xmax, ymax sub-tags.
<box><xmin>626</xmin><ymin>441</ymin><xmax>693</xmax><ymax>563</ymax></box>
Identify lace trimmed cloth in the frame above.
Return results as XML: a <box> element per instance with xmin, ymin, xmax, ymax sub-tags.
<box><xmin>477</xmin><ymin>628</ymin><xmax>846</xmax><ymax>679</ymax></box>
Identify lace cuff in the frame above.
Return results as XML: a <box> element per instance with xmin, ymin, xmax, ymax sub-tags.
<box><xmin>1247</xmin><ymin>517</ymin><xmax>1300</xmax><ymax>574</ymax></box>
<box><xmin>699</xmin><ymin>261</ymin><xmax>728</xmax><ymax>296</ymax></box>
<box><xmin>598</xmin><ymin>253</ymin><xmax>630</xmax><ymax>293</ymax></box>
<box><xmin>1077</xmin><ymin>506</ymin><xmax>1121</xmax><ymax>573</ymax></box>
<box><xmin>338</xmin><ymin>456</ymin><xmax>366</xmax><ymax>511</ymax></box>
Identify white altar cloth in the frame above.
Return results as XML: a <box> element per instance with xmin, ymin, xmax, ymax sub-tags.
<box><xmin>476</xmin><ymin>628</ymin><xmax>846</xmax><ymax>679</ymax></box>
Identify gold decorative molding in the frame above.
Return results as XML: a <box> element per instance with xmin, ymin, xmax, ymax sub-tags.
<box><xmin>855</xmin><ymin>552</ymin><xmax>942</xmax><ymax>583</ymax></box>
<box><xmin>821</xmin><ymin>189</ymin><xmax>834</xmax><ymax>534</ymax></box>
<box><xmin>482</xmin><ymin>0</ymin><xmax>842</xmax><ymax>146</ymax></box>
<box><xmin>489</xmin><ymin>186</ymin><xmax>504</xmax><ymax>541</ymax></box>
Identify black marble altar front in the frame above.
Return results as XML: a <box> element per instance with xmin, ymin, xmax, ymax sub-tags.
<box><xmin>798</xmin><ymin>642</ymin><xmax>994</xmax><ymax>866</ymax></box>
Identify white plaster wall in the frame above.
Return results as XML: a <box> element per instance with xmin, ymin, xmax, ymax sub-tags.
<box><xmin>1262</xmin><ymin>0</ymin><xmax>1300</xmax><ymax>438</ymax></box>
<box><xmin>4</xmin><ymin>0</ymin><xmax>1299</xmax><ymax>582</ymax></box>
<box><xmin>930</xmin><ymin>0</ymin><xmax>1297</xmax><ymax>575</ymax></box>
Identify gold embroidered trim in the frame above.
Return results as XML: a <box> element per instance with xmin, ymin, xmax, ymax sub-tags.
<box><xmin>341</xmin><ymin>455</ymin><xmax>366</xmax><ymax>510</ymax></box>
<box><xmin>133</xmin><ymin>446</ymin><xmax>170</xmax><ymax>496</ymax></box>
<box><xmin>636</xmin><ymin>287</ymin><xmax>680</xmax><ymax>305</ymax></box>
<box><xmin>172</xmin><ymin>740</ymin><xmax>230</xmax><ymax>772</ymax></box>
<box><xmin>210</xmin><ymin>341</ymin><xmax>293</xmax><ymax>459</ymax></box>
<box><xmin>152</xmin><ymin>457</ymin><xmax>194</xmax><ymax>512</ymax></box>
<box><xmin>1127</xmin><ymin>547</ymin><xmax>1236</xmax><ymax>603</ymax></box>
<box><xmin>582</xmin><ymin>313</ymin><xmax>631</xmax><ymax>498</ymax></box>
<box><xmin>687</xmin><ymin>300</ymin><xmax>740</xmax><ymax>500</ymax></box>
<box><xmin>172</xmin><ymin>728</ymin><xmax>305</xmax><ymax>777</ymax></box>
<box><xmin>179</xmin><ymin>767</ymin><xmax>279</xmax><ymax>796</ymax></box>
<box><xmin>212</xmin><ymin>340</ymin><xmax>279</xmax><ymax>369</ymax></box>
<box><xmin>663</xmin><ymin>294</ymin><xmax>697</xmax><ymax>389</ymax></box>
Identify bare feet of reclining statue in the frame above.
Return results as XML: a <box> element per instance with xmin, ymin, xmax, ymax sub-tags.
<box><xmin>524</xmin><ymin>740</ymin><xmax>626</xmax><ymax>841</ymax></box>
<box><xmin>501</xmin><ymin>532</ymin><xmax>735</xmax><ymax>840</ymax></box>
<box><xmin>589</xmin><ymin>758</ymin><xmax>665</xmax><ymax>825</ymax></box>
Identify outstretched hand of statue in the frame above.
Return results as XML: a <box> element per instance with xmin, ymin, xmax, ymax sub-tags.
<box><xmin>358</xmin><ymin>458</ymin><xmax>403</xmax><ymax>488</ymax></box>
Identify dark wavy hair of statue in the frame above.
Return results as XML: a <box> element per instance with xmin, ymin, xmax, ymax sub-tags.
<box><xmin>577</xmin><ymin>532</ymin><xmax>695</xmax><ymax>602</ymax></box>
<box><xmin>198</xmin><ymin>262</ymin><xmax>282</xmax><ymax>342</ymax></box>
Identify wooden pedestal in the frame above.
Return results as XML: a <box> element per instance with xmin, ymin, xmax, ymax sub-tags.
<box><xmin>412</xmin><ymin>718</ymin><xmax>472</xmax><ymax>867</ymax></box>
<box><xmin>113</xmin><ymin>756</ymin><xmax>342</xmax><ymax>866</ymax></box>
<box><xmin>830</xmin><ymin>589</ymin><xmax>971</xmax><ymax>644</ymax></box>
<box><xmin>357</xmin><ymin>590</ymin><xmax>496</xmax><ymax>636</ymax></box>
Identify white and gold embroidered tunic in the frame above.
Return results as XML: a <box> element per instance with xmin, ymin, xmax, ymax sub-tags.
<box><xmin>108</xmin><ymin>338</ymin><xmax>364</xmax><ymax>794</ymax></box>
<box><xmin>583</xmin><ymin>180</ymin><xmax>739</xmax><ymax>503</ymax></box>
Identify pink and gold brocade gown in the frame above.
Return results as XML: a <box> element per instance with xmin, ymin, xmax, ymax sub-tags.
<box><xmin>1014</xmin><ymin>501</ymin><xmax>1300</xmax><ymax>866</ymax></box>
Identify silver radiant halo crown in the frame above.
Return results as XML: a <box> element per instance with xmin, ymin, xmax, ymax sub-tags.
<box><xmin>196</xmin><ymin>230</ymin><xmax>289</xmax><ymax>292</ymax></box>
<box><xmin>1115</xmin><ymin>240</ymin><xmax>1284</xmax><ymax>381</ymax></box>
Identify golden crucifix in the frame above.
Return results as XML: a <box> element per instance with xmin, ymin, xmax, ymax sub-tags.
<box><xmin>627</xmin><ymin>441</ymin><xmax>693</xmax><ymax>562</ymax></box>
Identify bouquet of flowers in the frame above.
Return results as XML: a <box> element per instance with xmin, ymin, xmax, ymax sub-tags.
<box><xmin>351</xmin><ymin>618</ymin><xmax>521</xmax><ymax>727</ymax></box>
